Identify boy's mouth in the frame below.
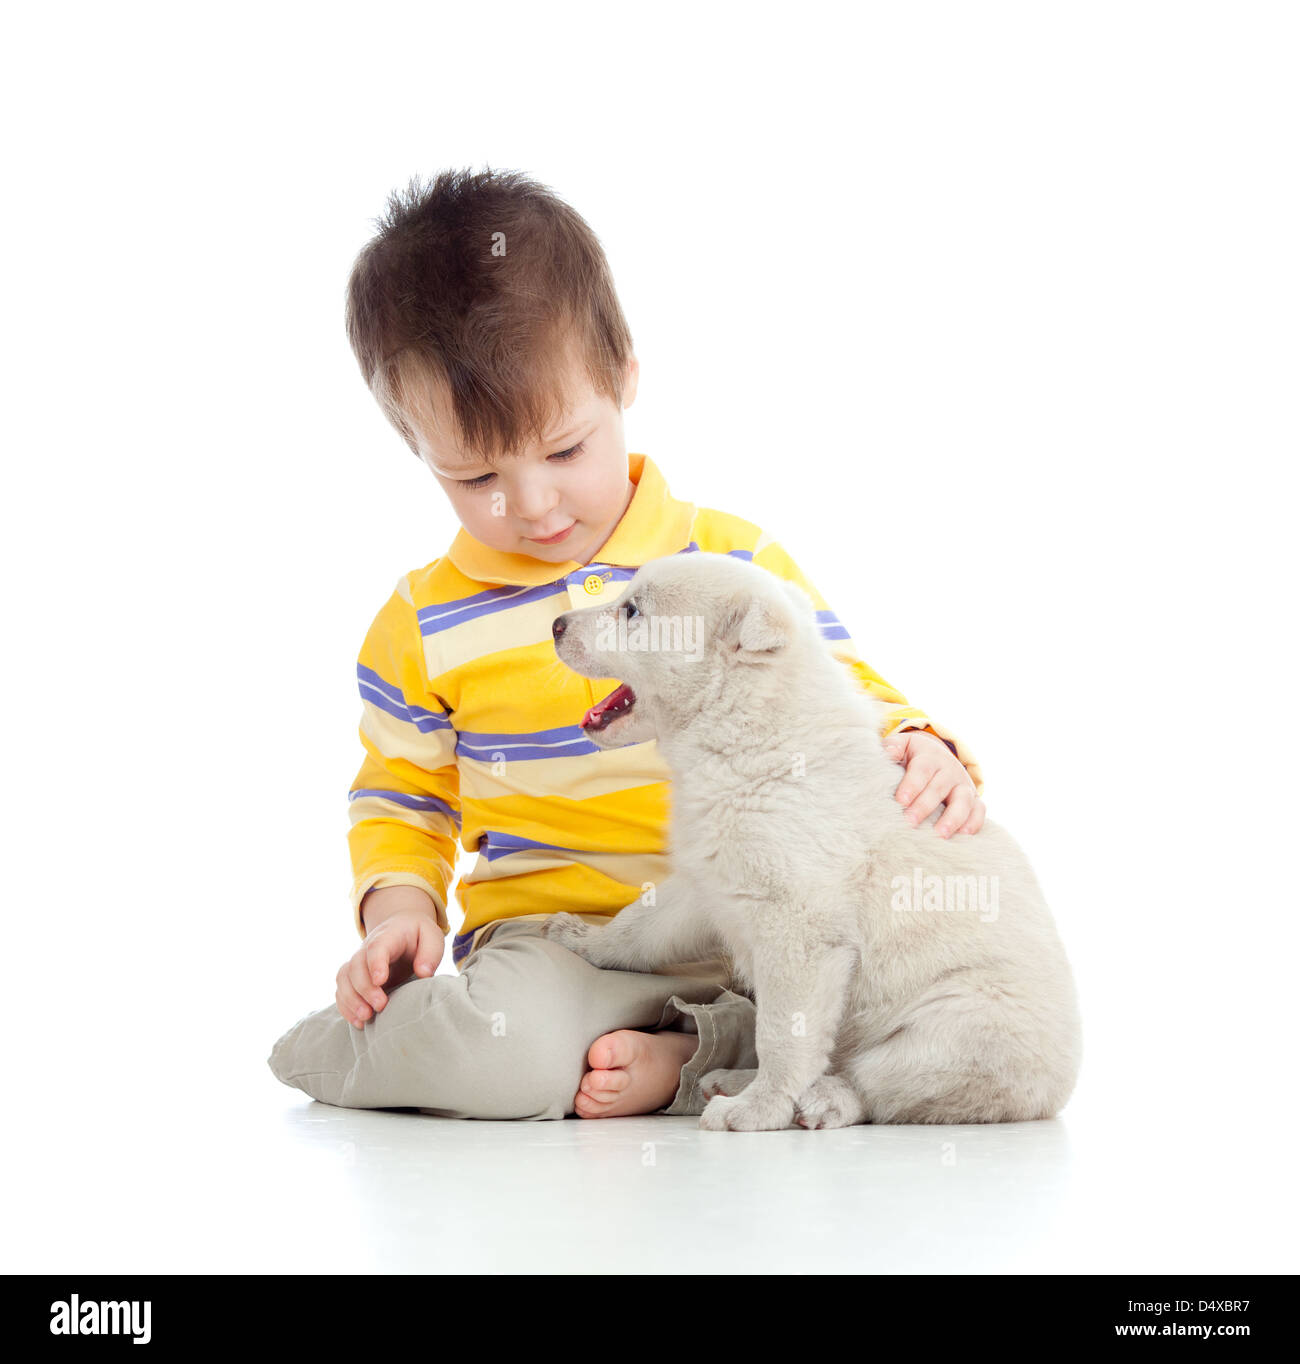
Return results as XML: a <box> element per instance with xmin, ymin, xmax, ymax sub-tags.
<box><xmin>581</xmin><ymin>684</ymin><xmax>637</xmax><ymax>732</ymax></box>
<box><xmin>527</xmin><ymin>522</ymin><xmax>576</xmax><ymax>545</ymax></box>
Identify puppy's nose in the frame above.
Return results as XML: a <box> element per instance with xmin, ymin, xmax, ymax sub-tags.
<box><xmin>552</xmin><ymin>615</ymin><xmax>567</xmax><ymax>640</ymax></box>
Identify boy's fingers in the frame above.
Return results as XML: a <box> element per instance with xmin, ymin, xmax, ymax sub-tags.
<box><xmin>352</xmin><ymin>954</ymin><xmax>388</xmax><ymax>1012</ymax></box>
<box><xmin>895</xmin><ymin>757</ymin><xmax>939</xmax><ymax>807</ymax></box>
<box><xmin>335</xmin><ymin>973</ymin><xmax>370</xmax><ymax>1028</ymax></box>
<box><xmin>414</xmin><ymin>918</ymin><xmax>441</xmax><ymax>976</ymax></box>
<box><xmin>366</xmin><ymin>937</ymin><xmax>395</xmax><ymax>988</ymax></box>
<box><xmin>935</xmin><ymin>787</ymin><xmax>973</xmax><ymax>838</ymax></box>
<box><xmin>958</xmin><ymin>799</ymin><xmax>987</xmax><ymax>835</ymax></box>
<box><xmin>904</xmin><ymin>770</ymin><xmax>949</xmax><ymax>826</ymax></box>
<box><xmin>884</xmin><ymin>730</ymin><xmax>919</xmax><ymax>764</ymax></box>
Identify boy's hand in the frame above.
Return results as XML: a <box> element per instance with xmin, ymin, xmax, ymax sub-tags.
<box><xmin>336</xmin><ymin>887</ymin><xmax>445</xmax><ymax>1028</ymax></box>
<box><xmin>884</xmin><ymin>729</ymin><xmax>985</xmax><ymax>838</ymax></box>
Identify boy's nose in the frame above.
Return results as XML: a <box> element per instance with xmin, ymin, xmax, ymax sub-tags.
<box><xmin>552</xmin><ymin>615</ymin><xmax>567</xmax><ymax>639</ymax></box>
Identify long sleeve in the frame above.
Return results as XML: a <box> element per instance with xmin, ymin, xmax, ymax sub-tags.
<box><xmin>347</xmin><ymin>575</ymin><xmax>462</xmax><ymax>939</ymax></box>
<box><xmin>749</xmin><ymin>534</ymin><xmax>984</xmax><ymax>795</ymax></box>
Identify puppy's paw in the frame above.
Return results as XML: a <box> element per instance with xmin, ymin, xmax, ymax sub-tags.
<box><xmin>699</xmin><ymin>1067</ymin><xmax>757</xmax><ymax>1100</ymax></box>
<box><xmin>793</xmin><ymin>1075</ymin><xmax>866</xmax><ymax>1130</ymax></box>
<box><xmin>700</xmin><ymin>1088</ymin><xmax>796</xmax><ymax>1132</ymax></box>
<box><xmin>539</xmin><ymin>912</ymin><xmax>597</xmax><ymax>958</ymax></box>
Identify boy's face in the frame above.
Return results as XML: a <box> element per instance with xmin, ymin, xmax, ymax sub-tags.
<box><xmin>410</xmin><ymin>353</ymin><xmax>640</xmax><ymax>567</ymax></box>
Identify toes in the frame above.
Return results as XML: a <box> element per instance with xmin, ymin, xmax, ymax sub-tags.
<box><xmin>574</xmin><ymin>1088</ymin><xmax>618</xmax><ymax>1117</ymax></box>
<box><xmin>581</xmin><ymin>1068</ymin><xmax>630</xmax><ymax>1096</ymax></box>
<box><xmin>587</xmin><ymin>1030</ymin><xmax>637</xmax><ymax>1072</ymax></box>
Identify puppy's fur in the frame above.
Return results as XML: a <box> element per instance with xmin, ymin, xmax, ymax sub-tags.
<box><xmin>545</xmin><ymin>553</ymin><xmax>1081</xmax><ymax>1131</ymax></box>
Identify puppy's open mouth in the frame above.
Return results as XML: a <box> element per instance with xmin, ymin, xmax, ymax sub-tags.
<box><xmin>581</xmin><ymin>683</ymin><xmax>637</xmax><ymax>732</ymax></box>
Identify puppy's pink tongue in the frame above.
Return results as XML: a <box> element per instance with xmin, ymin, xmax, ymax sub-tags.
<box><xmin>582</xmin><ymin>683</ymin><xmax>634</xmax><ymax>730</ymax></box>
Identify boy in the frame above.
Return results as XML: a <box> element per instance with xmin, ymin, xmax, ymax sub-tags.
<box><xmin>267</xmin><ymin>167</ymin><xmax>985</xmax><ymax>1121</ymax></box>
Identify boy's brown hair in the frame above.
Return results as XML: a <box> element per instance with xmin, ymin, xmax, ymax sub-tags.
<box><xmin>345</xmin><ymin>166</ymin><xmax>634</xmax><ymax>461</ymax></box>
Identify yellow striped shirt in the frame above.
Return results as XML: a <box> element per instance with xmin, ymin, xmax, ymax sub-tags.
<box><xmin>348</xmin><ymin>453</ymin><xmax>982</xmax><ymax>962</ymax></box>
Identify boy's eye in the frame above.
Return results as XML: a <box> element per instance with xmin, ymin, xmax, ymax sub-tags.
<box><xmin>456</xmin><ymin>440</ymin><xmax>584</xmax><ymax>490</ymax></box>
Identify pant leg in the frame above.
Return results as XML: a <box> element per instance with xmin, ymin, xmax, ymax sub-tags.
<box><xmin>652</xmin><ymin>988</ymin><xmax>758</xmax><ymax>1117</ymax></box>
<box><xmin>267</xmin><ymin>915</ymin><xmax>755</xmax><ymax>1121</ymax></box>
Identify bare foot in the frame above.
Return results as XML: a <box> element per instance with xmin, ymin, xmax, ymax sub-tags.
<box><xmin>573</xmin><ymin>1029</ymin><xmax>699</xmax><ymax>1118</ymax></box>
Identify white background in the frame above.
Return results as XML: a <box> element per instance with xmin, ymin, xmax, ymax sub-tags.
<box><xmin>4</xmin><ymin>1</ymin><xmax>1296</xmax><ymax>1274</ymax></box>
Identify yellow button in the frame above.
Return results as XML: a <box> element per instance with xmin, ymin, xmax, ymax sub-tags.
<box><xmin>583</xmin><ymin>573</ymin><xmax>605</xmax><ymax>596</ymax></box>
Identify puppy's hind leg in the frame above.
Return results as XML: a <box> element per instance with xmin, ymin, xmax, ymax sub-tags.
<box><xmin>843</xmin><ymin>989</ymin><xmax>1073</xmax><ymax>1124</ymax></box>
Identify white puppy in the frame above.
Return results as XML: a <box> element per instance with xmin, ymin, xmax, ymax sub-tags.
<box><xmin>544</xmin><ymin>552</ymin><xmax>1081</xmax><ymax>1131</ymax></box>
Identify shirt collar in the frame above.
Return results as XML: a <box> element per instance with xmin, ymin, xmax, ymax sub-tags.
<box><xmin>444</xmin><ymin>453</ymin><xmax>696</xmax><ymax>586</ymax></box>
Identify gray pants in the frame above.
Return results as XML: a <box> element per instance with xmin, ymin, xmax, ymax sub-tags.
<box><xmin>267</xmin><ymin>914</ymin><xmax>758</xmax><ymax>1119</ymax></box>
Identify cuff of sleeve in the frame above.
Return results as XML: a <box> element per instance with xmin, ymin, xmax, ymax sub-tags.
<box><xmin>351</xmin><ymin>869</ymin><xmax>451</xmax><ymax>938</ymax></box>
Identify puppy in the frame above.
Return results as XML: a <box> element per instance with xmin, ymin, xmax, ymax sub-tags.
<box><xmin>544</xmin><ymin>552</ymin><xmax>1081</xmax><ymax>1131</ymax></box>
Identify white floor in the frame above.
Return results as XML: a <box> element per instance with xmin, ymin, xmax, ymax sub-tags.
<box><xmin>9</xmin><ymin>1062</ymin><xmax>1291</xmax><ymax>1275</ymax></box>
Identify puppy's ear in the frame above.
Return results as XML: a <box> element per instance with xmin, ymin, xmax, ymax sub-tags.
<box><xmin>723</xmin><ymin>592</ymin><xmax>793</xmax><ymax>655</ymax></box>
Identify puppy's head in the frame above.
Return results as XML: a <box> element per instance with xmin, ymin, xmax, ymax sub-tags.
<box><xmin>552</xmin><ymin>552</ymin><xmax>816</xmax><ymax>748</ymax></box>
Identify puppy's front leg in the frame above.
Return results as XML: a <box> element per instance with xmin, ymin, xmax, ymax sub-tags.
<box><xmin>701</xmin><ymin>926</ymin><xmax>857</xmax><ymax>1132</ymax></box>
<box><xmin>539</xmin><ymin>873</ymin><xmax>714</xmax><ymax>971</ymax></box>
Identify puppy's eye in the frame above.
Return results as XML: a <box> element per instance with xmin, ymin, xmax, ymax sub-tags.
<box><xmin>624</xmin><ymin>600</ymin><xmax>639</xmax><ymax>619</ymax></box>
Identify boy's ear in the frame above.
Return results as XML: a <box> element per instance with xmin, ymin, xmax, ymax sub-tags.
<box><xmin>723</xmin><ymin>592</ymin><xmax>792</xmax><ymax>655</ymax></box>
